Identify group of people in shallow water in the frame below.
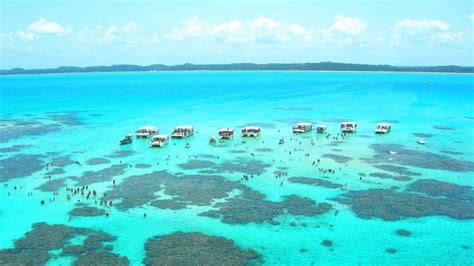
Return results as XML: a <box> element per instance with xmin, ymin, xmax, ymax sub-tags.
<box><xmin>2</xmin><ymin>127</ymin><xmax>356</xmax><ymax>222</ymax></box>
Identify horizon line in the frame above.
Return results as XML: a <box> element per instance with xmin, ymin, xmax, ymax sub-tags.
<box><xmin>1</xmin><ymin>61</ymin><xmax>473</xmax><ymax>75</ymax></box>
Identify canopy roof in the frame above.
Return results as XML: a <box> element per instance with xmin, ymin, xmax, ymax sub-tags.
<box><xmin>341</xmin><ymin>121</ymin><xmax>357</xmax><ymax>125</ymax></box>
<box><xmin>296</xmin><ymin>122</ymin><xmax>312</xmax><ymax>126</ymax></box>
<box><xmin>151</xmin><ymin>134</ymin><xmax>168</xmax><ymax>139</ymax></box>
<box><xmin>242</xmin><ymin>126</ymin><xmax>261</xmax><ymax>130</ymax></box>
<box><xmin>175</xmin><ymin>125</ymin><xmax>193</xmax><ymax>129</ymax></box>
<box><xmin>218</xmin><ymin>128</ymin><xmax>234</xmax><ymax>132</ymax></box>
<box><xmin>139</xmin><ymin>126</ymin><xmax>157</xmax><ymax>131</ymax></box>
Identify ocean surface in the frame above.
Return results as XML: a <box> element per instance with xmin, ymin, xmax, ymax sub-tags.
<box><xmin>0</xmin><ymin>71</ymin><xmax>473</xmax><ymax>265</ymax></box>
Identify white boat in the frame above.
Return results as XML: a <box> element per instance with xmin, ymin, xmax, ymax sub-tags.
<box><xmin>171</xmin><ymin>125</ymin><xmax>194</xmax><ymax>139</ymax></box>
<box><xmin>293</xmin><ymin>122</ymin><xmax>312</xmax><ymax>133</ymax></box>
<box><xmin>149</xmin><ymin>134</ymin><xmax>169</xmax><ymax>147</ymax></box>
<box><xmin>340</xmin><ymin>121</ymin><xmax>357</xmax><ymax>133</ymax></box>
<box><xmin>120</xmin><ymin>134</ymin><xmax>133</xmax><ymax>145</ymax></box>
<box><xmin>316</xmin><ymin>124</ymin><xmax>327</xmax><ymax>133</ymax></box>
<box><xmin>241</xmin><ymin>126</ymin><xmax>261</xmax><ymax>137</ymax></box>
<box><xmin>375</xmin><ymin>123</ymin><xmax>391</xmax><ymax>134</ymax></box>
<box><xmin>218</xmin><ymin>128</ymin><xmax>234</xmax><ymax>140</ymax></box>
<box><xmin>136</xmin><ymin>126</ymin><xmax>158</xmax><ymax>138</ymax></box>
<box><xmin>418</xmin><ymin>139</ymin><xmax>426</xmax><ymax>145</ymax></box>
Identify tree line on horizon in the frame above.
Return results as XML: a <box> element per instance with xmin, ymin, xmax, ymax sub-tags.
<box><xmin>1</xmin><ymin>62</ymin><xmax>473</xmax><ymax>75</ymax></box>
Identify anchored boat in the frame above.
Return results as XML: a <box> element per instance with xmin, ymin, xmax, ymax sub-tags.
<box><xmin>149</xmin><ymin>134</ymin><xmax>169</xmax><ymax>147</ymax></box>
<box><xmin>293</xmin><ymin>122</ymin><xmax>312</xmax><ymax>133</ymax></box>
<box><xmin>119</xmin><ymin>134</ymin><xmax>133</xmax><ymax>145</ymax></box>
<box><xmin>135</xmin><ymin>126</ymin><xmax>158</xmax><ymax>138</ymax></box>
<box><xmin>375</xmin><ymin>123</ymin><xmax>391</xmax><ymax>134</ymax></box>
<box><xmin>218</xmin><ymin>128</ymin><xmax>234</xmax><ymax>140</ymax></box>
<box><xmin>241</xmin><ymin>126</ymin><xmax>261</xmax><ymax>137</ymax></box>
<box><xmin>171</xmin><ymin>125</ymin><xmax>194</xmax><ymax>139</ymax></box>
<box><xmin>316</xmin><ymin>124</ymin><xmax>327</xmax><ymax>133</ymax></box>
<box><xmin>340</xmin><ymin>121</ymin><xmax>357</xmax><ymax>133</ymax></box>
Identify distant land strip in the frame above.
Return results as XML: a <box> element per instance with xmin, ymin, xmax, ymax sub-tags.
<box><xmin>1</xmin><ymin>62</ymin><xmax>473</xmax><ymax>75</ymax></box>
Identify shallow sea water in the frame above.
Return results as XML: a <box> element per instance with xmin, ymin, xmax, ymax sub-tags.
<box><xmin>0</xmin><ymin>71</ymin><xmax>473</xmax><ymax>265</ymax></box>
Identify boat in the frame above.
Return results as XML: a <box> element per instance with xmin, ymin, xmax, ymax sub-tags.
<box><xmin>241</xmin><ymin>126</ymin><xmax>261</xmax><ymax>137</ymax></box>
<box><xmin>209</xmin><ymin>137</ymin><xmax>216</xmax><ymax>144</ymax></box>
<box><xmin>135</xmin><ymin>126</ymin><xmax>158</xmax><ymax>138</ymax></box>
<box><xmin>149</xmin><ymin>134</ymin><xmax>169</xmax><ymax>147</ymax></box>
<box><xmin>293</xmin><ymin>122</ymin><xmax>312</xmax><ymax>133</ymax></box>
<box><xmin>171</xmin><ymin>125</ymin><xmax>194</xmax><ymax>139</ymax></box>
<box><xmin>340</xmin><ymin>121</ymin><xmax>357</xmax><ymax>133</ymax></box>
<box><xmin>418</xmin><ymin>139</ymin><xmax>426</xmax><ymax>145</ymax></box>
<box><xmin>119</xmin><ymin>134</ymin><xmax>133</xmax><ymax>145</ymax></box>
<box><xmin>375</xmin><ymin>123</ymin><xmax>391</xmax><ymax>134</ymax></box>
<box><xmin>218</xmin><ymin>128</ymin><xmax>234</xmax><ymax>139</ymax></box>
<box><xmin>316</xmin><ymin>124</ymin><xmax>327</xmax><ymax>133</ymax></box>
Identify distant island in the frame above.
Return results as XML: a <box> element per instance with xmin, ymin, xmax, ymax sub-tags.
<box><xmin>1</xmin><ymin>62</ymin><xmax>473</xmax><ymax>75</ymax></box>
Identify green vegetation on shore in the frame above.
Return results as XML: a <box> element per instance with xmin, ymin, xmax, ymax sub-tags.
<box><xmin>1</xmin><ymin>62</ymin><xmax>473</xmax><ymax>75</ymax></box>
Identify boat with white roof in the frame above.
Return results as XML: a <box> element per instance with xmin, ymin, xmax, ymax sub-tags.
<box><xmin>218</xmin><ymin>128</ymin><xmax>234</xmax><ymax>139</ymax></box>
<box><xmin>135</xmin><ymin>126</ymin><xmax>158</xmax><ymax>138</ymax></box>
<box><xmin>171</xmin><ymin>125</ymin><xmax>194</xmax><ymax>139</ymax></box>
<box><xmin>293</xmin><ymin>122</ymin><xmax>312</xmax><ymax>133</ymax></box>
<box><xmin>340</xmin><ymin>121</ymin><xmax>357</xmax><ymax>133</ymax></box>
<box><xmin>241</xmin><ymin>126</ymin><xmax>261</xmax><ymax>137</ymax></box>
<box><xmin>375</xmin><ymin>123</ymin><xmax>391</xmax><ymax>134</ymax></box>
<box><xmin>149</xmin><ymin>134</ymin><xmax>169</xmax><ymax>147</ymax></box>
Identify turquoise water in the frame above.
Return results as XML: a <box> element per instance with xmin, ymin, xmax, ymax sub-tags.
<box><xmin>0</xmin><ymin>71</ymin><xmax>473</xmax><ymax>265</ymax></box>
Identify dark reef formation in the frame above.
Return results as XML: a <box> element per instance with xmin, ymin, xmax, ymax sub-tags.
<box><xmin>144</xmin><ymin>232</ymin><xmax>262</xmax><ymax>265</ymax></box>
<box><xmin>0</xmin><ymin>223</ymin><xmax>128</xmax><ymax>265</ymax></box>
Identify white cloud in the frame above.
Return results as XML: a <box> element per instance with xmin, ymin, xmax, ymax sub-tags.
<box><xmin>330</xmin><ymin>15</ymin><xmax>367</xmax><ymax>36</ymax></box>
<box><xmin>70</xmin><ymin>22</ymin><xmax>159</xmax><ymax>48</ymax></box>
<box><xmin>123</xmin><ymin>22</ymin><xmax>138</xmax><ymax>33</ymax></box>
<box><xmin>312</xmin><ymin>15</ymin><xmax>375</xmax><ymax>47</ymax></box>
<box><xmin>28</xmin><ymin>17</ymin><xmax>68</xmax><ymax>34</ymax></box>
<box><xmin>395</xmin><ymin>19</ymin><xmax>449</xmax><ymax>34</ymax></box>
<box><xmin>393</xmin><ymin>18</ymin><xmax>467</xmax><ymax>46</ymax></box>
<box><xmin>16</xmin><ymin>31</ymin><xmax>38</xmax><ymax>41</ymax></box>
<box><xmin>166</xmin><ymin>16</ymin><xmax>312</xmax><ymax>45</ymax></box>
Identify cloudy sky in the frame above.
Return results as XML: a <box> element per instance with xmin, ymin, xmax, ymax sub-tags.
<box><xmin>0</xmin><ymin>0</ymin><xmax>473</xmax><ymax>69</ymax></box>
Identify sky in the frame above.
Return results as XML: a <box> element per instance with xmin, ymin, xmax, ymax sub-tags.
<box><xmin>0</xmin><ymin>0</ymin><xmax>473</xmax><ymax>69</ymax></box>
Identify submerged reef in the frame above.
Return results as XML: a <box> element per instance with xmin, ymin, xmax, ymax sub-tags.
<box><xmin>364</xmin><ymin>144</ymin><xmax>474</xmax><ymax>172</ymax></box>
<box><xmin>0</xmin><ymin>144</ymin><xmax>32</xmax><ymax>153</ymax></box>
<box><xmin>288</xmin><ymin>176</ymin><xmax>343</xmax><ymax>189</ymax></box>
<box><xmin>71</xmin><ymin>164</ymin><xmax>127</xmax><ymax>186</ymax></box>
<box><xmin>179</xmin><ymin>157</ymin><xmax>271</xmax><ymax>176</ymax></box>
<box><xmin>0</xmin><ymin>154</ymin><xmax>44</xmax><ymax>181</ymax></box>
<box><xmin>433</xmin><ymin>125</ymin><xmax>454</xmax><ymax>131</ymax></box>
<box><xmin>144</xmin><ymin>232</ymin><xmax>262</xmax><ymax>265</ymax></box>
<box><xmin>36</xmin><ymin>177</ymin><xmax>67</xmax><ymax>192</ymax></box>
<box><xmin>200</xmin><ymin>192</ymin><xmax>332</xmax><ymax>224</ymax></box>
<box><xmin>0</xmin><ymin>223</ymin><xmax>128</xmax><ymax>265</ymax></box>
<box><xmin>86</xmin><ymin>158</ymin><xmax>111</xmax><ymax>166</ymax></box>
<box><xmin>396</xmin><ymin>229</ymin><xmax>412</xmax><ymax>237</ymax></box>
<box><xmin>69</xmin><ymin>206</ymin><xmax>106</xmax><ymax>217</ymax></box>
<box><xmin>322</xmin><ymin>154</ymin><xmax>353</xmax><ymax>164</ymax></box>
<box><xmin>0</xmin><ymin>113</ymin><xmax>82</xmax><ymax>143</ymax></box>
<box><xmin>369</xmin><ymin>172</ymin><xmax>411</xmax><ymax>181</ymax></box>
<box><xmin>334</xmin><ymin>179</ymin><xmax>474</xmax><ymax>220</ymax></box>
<box><xmin>412</xmin><ymin>133</ymin><xmax>433</xmax><ymax>138</ymax></box>
<box><xmin>106</xmin><ymin>150</ymin><xmax>135</xmax><ymax>158</ymax></box>
<box><xmin>104</xmin><ymin>170</ymin><xmax>332</xmax><ymax>224</ymax></box>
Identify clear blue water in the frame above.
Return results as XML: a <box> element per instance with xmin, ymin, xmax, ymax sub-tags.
<box><xmin>0</xmin><ymin>71</ymin><xmax>473</xmax><ymax>265</ymax></box>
